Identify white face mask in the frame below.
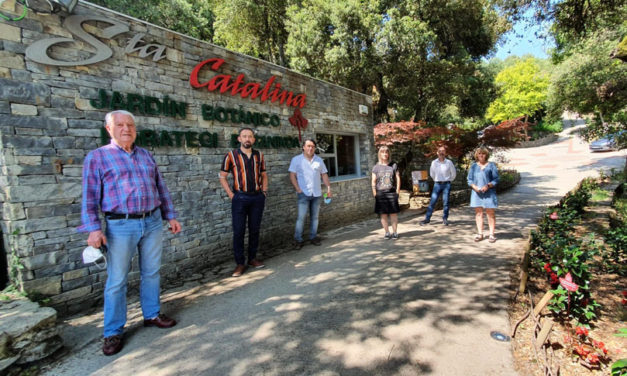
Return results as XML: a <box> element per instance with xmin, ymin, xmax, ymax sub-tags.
<box><xmin>82</xmin><ymin>245</ymin><xmax>107</xmax><ymax>269</ymax></box>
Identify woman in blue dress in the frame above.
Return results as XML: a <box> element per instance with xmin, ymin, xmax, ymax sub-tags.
<box><xmin>467</xmin><ymin>147</ymin><xmax>499</xmax><ymax>243</ymax></box>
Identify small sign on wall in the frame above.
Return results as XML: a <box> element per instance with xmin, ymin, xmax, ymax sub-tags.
<box><xmin>359</xmin><ymin>105</ymin><xmax>368</xmax><ymax>115</ymax></box>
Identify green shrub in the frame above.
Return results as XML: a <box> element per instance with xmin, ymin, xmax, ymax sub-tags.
<box><xmin>530</xmin><ymin>178</ymin><xmax>601</xmax><ymax>324</ymax></box>
<box><xmin>603</xmin><ymin>226</ymin><xmax>627</xmax><ymax>276</ymax></box>
<box><xmin>534</xmin><ymin>120</ymin><xmax>564</xmax><ymax>133</ymax></box>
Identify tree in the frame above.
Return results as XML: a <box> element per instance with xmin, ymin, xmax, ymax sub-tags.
<box><xmin>213</xmin><ymin>0</ymin><xmax>290</xmax><ymax>66</ymax></box>
<box><xmin>486</xmin><ymin>57</ymin><xmax>549</xmax><ymax>124</ymax></box>
<box><xmin>286</xmin><ymin>0</ymin><xmax>509</xmax><ymax>123</ymax></box>
<box><xmin>496</xmin><ymin>0</ymin><xmax>626</xmax><ymax>58</ymax></box>
<box><xmin>457</xmin><ymin>60</ymin><xmax>501</xmax><ymax>121</ymax></box>
<box><xmin>547</xmin><ymin>28</ymin><xmax>627</xmax><ymax>123</ymax></box>
<box><xmin>89</xmin><ymin>0</ymin><xmax>216</xmax><ymax>43</ymax></box>
<box><xmin>374</xmin><ymin>119</ymin><xmax>523</xmax><ymax>187</ymax></box>
<box><xmin>285</xmin><ymin>0</ymin><xmax>383</xmax><ymax>97</ymax></box>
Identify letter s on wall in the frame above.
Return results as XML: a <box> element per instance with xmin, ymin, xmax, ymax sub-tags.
<box><xmin>25</xmin><ymin>15</ymin><xmax>129</xmax><ymax>66</ymax></box>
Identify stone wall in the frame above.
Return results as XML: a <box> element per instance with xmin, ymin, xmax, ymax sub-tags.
<box><xmin>0</xmin><ymin>1</ymin><xmax>374</xmax><ymax>315</ymax></box>
<box><xmin>516</xmin><ymin>134</ymin><xmax>559</xmax><ymax>148</ymax></box>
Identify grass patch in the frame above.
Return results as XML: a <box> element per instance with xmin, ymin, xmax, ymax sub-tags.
<box><xmin>590</xmin><ymin>189</ymin><xmax>610</xmax><ymax>202</ymax></box>
<box><xmin>615</xmin><ymin>197</ymin><xmax>627</xmax><ymax>219</ymax></box>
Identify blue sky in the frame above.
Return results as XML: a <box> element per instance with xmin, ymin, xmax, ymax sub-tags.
<box><xmin>494</xmin><ymin>11</ymin><xmax>555</xmax><ymax>60</ymax></box>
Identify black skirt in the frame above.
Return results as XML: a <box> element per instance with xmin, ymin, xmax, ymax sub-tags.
<box><xmin>374</xmin><ymin>189</ymin><xmax>400</xmax><ymax>214</ymax></box>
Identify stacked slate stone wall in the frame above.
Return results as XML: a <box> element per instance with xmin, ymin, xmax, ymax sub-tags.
<box><xmin>0</xmin><ymin>1</ymin><xmax>374</xmax><ymax>315</ymax></box>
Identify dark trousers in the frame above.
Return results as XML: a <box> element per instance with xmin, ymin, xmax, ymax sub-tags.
<box><xmin>231</xmin><ymin>192</ymin><xmax>265</xmax><ymax>265</ymax></box>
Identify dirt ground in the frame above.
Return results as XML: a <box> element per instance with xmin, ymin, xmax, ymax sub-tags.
<box><xmin>509</xmin><ymin>269</ymin><xmax>625</xmax><ymax>375</ymax></box>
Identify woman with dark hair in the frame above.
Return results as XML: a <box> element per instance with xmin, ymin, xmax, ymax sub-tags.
<box><xmin>371</xmin><ymin>146</ymin><xmax>401</xmax><ymax>239</ymax></box>
<box><xmin>467</xmin><ymin>147</ymin><xmax>499</xmax><ymax>243</ymax></box>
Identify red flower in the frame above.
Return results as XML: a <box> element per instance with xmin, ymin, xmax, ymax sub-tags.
<box><xmin>622</xmin><ymin>299</ymin><xmax>627</xmax><ymax>306</ymax></box>
<box><xmin>575</xmin><ymin>327</ymin><xmax>589</xmax><ymax>336</ymax></box>
<box><xmin>603</xmin><ymin>348</ymin><xmax>608</xmax><ymax>355</ymax></box>
<box><xmin>587</xmin><ymin>353</ymin><xmax>600</xmax><ymax>364</ymax></box>
<box><xmin>543</xmin><ymin>263</ymin><xmax>552</xmax><ymax>273</ymax></box>
<box><xmin>550</xmin><ymin>272</ymin><xmax>559</xmax><ymax>284</ymax></box>
<box><xmin>574</xmin><ymin>344</ymin><xmax>590</xmax><ymax>356</ymax></box>
<box><xmin>549</xmin><ymin>211</ymin><xmax>559</xmax><ymax>220</ymax></box>
<box><xmin>592</xmin><ymin>340</ymin><xmax>605</xmax><ymax>349</ymax></box>
<box><xmin>622</xmin><ymin>291</ymin><xmax>627</xmax><ymax>297</ymax></box>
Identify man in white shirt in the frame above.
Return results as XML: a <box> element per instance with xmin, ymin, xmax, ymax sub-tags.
<box><xmin>420</xmin><ymin>145</ymin><xmax>457</xmax><ymax>226</ymax></box>
<box><xmin>289</xmin><ymin>139</ymin><xmax>332</xmax><ymax>248</ymax></box>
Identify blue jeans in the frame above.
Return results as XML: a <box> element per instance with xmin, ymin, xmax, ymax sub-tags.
<box><xmin>425</xmin><ymin>182</ymin><xmax>451</xmax><ymax>221</ymax></box>
<box><xmin>103</xmin><ymin>208</ymin><xmax>163</xmax><ymax>337</ymax></box>
<box><xmin>231</xmin><ymin>192</ymin><xmax>265</xmax><ymax>265</ymax></box>
<box><xmin>294</xmin><ymin>193</ymin><xmax>321</xmax><ymax>242</ymax></box>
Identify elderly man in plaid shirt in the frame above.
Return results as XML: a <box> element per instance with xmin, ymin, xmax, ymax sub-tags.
<box><xmin>78</xmin><ymin>110</ymin><xmax>182</xmax><ymax>356</ymax></box>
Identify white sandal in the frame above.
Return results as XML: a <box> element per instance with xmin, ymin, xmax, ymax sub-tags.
<box><xmin>474</xmin><ymin>234</ymin><xmax>483</xmax><ymax>242</ymax></box>
<box><xmin>488</xmin><ymin>235</ymin><xmax>497</xmax><ymax>243</ymax></box>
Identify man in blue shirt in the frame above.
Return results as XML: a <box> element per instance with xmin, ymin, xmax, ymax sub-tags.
<box><xmin>288</xmin><ymin>139</ymin><xmax>332</xmax><ymax>248</ymax></box>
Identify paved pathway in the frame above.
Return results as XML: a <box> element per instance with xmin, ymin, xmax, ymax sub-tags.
<box><xmin>42</xmin><ymin>120</ymin><xmax>625</xmax><ymax>376</ymax></box>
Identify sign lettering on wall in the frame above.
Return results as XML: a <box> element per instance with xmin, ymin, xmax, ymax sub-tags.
<box><xmin>189</xmin><ymin>58</ymin><xmax>307</xmax><ymax>109</ymax></box>
<box><xmin>100</xmin><ymin>128</ymin><xmax>217</xmax><ymax>148</ymax></box>
<box><xmin>23</xmin><ymin>13</ymin><xmax>309</xmax><ymax>143</ymax></box>
<box><xmin>201</xmin><ymin>105</ymin><xmax>280</xmax><ymax>127</ymax></box>
<box><xmin>25</xmin><ymin>15</ymin><xmax>166</xmax><ymax>66</ymax></box>
<box><xmin>100</xmin><ymin>128</ymin><xmax>298</xmax><ymax>149</ymax></box>
<box><xmin>90</xmin><ymin>89</ymin><xmax>187</xmax><ymax>118</ymax></box>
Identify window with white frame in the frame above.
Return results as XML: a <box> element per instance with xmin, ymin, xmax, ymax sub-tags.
<box><xmin>315</xmin><ymin>133</ymin><xmax>359</xmax><ymax>178</ymax></box>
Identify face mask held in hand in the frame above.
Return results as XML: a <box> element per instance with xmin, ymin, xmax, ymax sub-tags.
<box><xmin>82</xmin><ymin>245</ymin><xmax>107</xmax><ymax>269</ymax></box>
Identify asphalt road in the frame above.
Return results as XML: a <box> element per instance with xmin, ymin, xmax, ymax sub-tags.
<box><xmin>41</xmin><ymin>119</ymin><xmax>626</xmax><ymax>376</ymax></box>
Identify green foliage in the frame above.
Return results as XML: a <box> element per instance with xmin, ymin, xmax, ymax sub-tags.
<box><xmin>486</xmin><ymin>57</ymin><xmax>549</xmax><ymax>124</ymax></box>
<box><xmin>579</xmin><ymin>113</ymin><xmax>627</xmax><ymax>144</ymax></box>
<box><xmin>499</xmin><ymin>1</ymin><xmax>626</xmax><ymax>141</ymax></box>
<box><xmin>7</xmin><ymin>229</ymin><xmax>24</xmax><ymax>291</ymax></box>
<box><xmin>530</xmin><ymin>178</ymin><xmax>602</xmax><ymax>324</ymax></box>
<box><xmin>213</xmin><ymin>0</ymin><xmax>289</xmax><ymax>66</ymax></box>
<box><xmin>547</xmin><ymin>27</ymin><xmax>627</xmax><ymax>121</ymax></box>
<box><xmin>497</xmin><ymin>168</ymin><xmax>519</xmax><ymax>190</ymax></box>
<box><xmin>534</xmin><ymin>120</ymin><xmax>563</xmax><ymax>133</ymax></box>
<box><xmin>286</xmin><ymin>0</ymin><xmax>507</xmax><ymax>123</ymax></box>
<box><xmin>612</xmin><ymin>358</ymin><xmax>627</xmax><ymax>376</ymax></box>
<box><xmin>457</xmin><ymin>61</ymin><xmax>500</xmax><ymax>120</ymax></box>
<box><xmin>89</xmin><ymin>0</ymin><xmax>215</xmax><ymax>42</ymax></box>
<box><xmin>0</xmin><ymin>284</ymin><xmax>27</xmax><ymax>301</ymax></box>
<box><xmin>615</xmin><ymin>195</ymin><xmax>627</xmax><ymax>220</ymax></box>
<box><xmin>498</xmin><ymin>0</ymin><xmax>626</xmax><ymax>58</ymax></box>
<box><xmin>285</xmin><ymin>0</ymin><xmax>382</xmax><ymax>93</ymax></box>
<box><xmin>603</xmin><ymin>226</ymin><xmax>627</xmax><ymax>276</ymax></box>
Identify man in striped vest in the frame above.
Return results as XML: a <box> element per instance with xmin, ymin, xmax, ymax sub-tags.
<box><xmin>219</xmin><ymin>128</ymin><xmax>269</xmax><ymax>277</ymax></box>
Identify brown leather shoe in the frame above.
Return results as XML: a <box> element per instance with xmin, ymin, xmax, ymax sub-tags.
<box><xmin>143</xmin><ymin>313</ymin><xmax>177</xmax><ymax>329</ymax></box>
<box><xmin>247</xmin><ymin>259</ymin><xmax>265</xmax><ymax>268</ymax></box>
<box><xmin>102</xmin><ymin>334</ymin><xmax>123</xmax><ymax>356</ymax></box>
<box><xmin>232</xmin><ymin>264</ymin><xmax>246</xmax><ymax>277</ymax></box>
<box><xmin>310</xmin><ymin>237</ymin><xmax>322</xmax><ymax>246</ymax></box>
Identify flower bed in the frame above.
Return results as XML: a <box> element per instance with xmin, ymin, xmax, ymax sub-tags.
<box><xmin>510</xmin><ymin>177</ymin><xmax>627</xmax><ymax>375</ymax></box>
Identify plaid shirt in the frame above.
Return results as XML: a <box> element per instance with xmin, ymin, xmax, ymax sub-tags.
<box><xmin>78</xmin><ymin>142</ymin><xmax>177</xmax><ymax>233</ymax></box>
<box><xmin>221</xmin><ymin>149</ymin><xmax>266</xmax><ymax>193</ymax></box>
